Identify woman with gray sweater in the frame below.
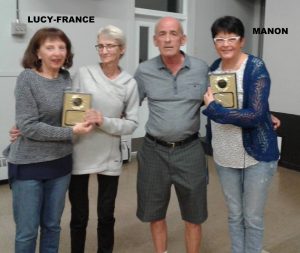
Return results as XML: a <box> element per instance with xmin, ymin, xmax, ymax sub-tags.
<box><xmin>5</xmin><ymin>27</ymin><xmax>93</xmax><ymax>253</ymax></box>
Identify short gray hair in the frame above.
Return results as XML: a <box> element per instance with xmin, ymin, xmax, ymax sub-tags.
<box><xmin>97</xmin><ymin>25</ymin><xmax>126</xmax><ymax>48</ymax></box>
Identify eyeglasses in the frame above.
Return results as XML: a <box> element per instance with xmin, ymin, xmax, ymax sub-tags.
<box><xmin>95</xmin><ymin>44</ymin><xmax>120</xmax><ymax>51</ymax></box>
<box><xmin>213</xmin><ymin>36</ymin><xmax>241</xmax><ymax>45</ymax></box>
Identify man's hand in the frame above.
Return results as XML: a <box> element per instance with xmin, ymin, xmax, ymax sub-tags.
<box><xmin>271</xmin><ymin>114</ymin><xmax>281</xmax><ymax>130</ymax></box>
<box><xmin>204</xmin><ymin>87</ymin><xmax>215</xmax><ymax>106</ymax></box>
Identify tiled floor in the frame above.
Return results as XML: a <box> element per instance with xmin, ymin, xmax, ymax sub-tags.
<box><xmin>0</xmin><ymin>156</ymin><xmax>300</xmax><ymax>253</ymax></box>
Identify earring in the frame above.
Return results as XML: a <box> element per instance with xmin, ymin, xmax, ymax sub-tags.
<box><xmin>64</xmin><ymin>58</ymin><xmax>69</xmax><ymax>66</ymax></box>
<box><xmin>35</xmin><ymin>58</ymin><xmax>42</xmax><ymax>66</ymax></box>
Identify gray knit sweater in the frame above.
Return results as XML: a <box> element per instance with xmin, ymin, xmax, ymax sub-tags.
<box><xmin>6</xmin><ymin>69</ymin><xmax>73</xmax><ymax>164</ymax></box>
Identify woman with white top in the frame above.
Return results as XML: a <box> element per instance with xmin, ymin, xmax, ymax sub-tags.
<box><xmin>69</xmin><ymin>25</ymin><xmax>139</xmax><ymax>253</ymax></box>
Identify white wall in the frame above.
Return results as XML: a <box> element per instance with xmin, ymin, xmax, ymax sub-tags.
<box><xmin>194</xmin><ymin>0</ymin><xmax>261</xmax><ymax>64</ymax></box>
<box><xmin>263</xmin><ymin>0</ymin><xmax>300</xmax><ymax>116</ymax></box>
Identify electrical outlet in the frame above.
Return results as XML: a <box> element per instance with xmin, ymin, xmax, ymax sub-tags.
<box><xmin>11</xmin><ymin>21</ymin><xmax>27</xmax><ymax>36</ymax></box>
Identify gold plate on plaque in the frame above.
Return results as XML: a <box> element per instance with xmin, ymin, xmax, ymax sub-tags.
<box><xmin>209</xmin><ymin>73</ymin><xmax>238</xmax><ymax>109</ymax></box>
<box><xmin>62</xmin><ymin>92</ymin><xmax>92</xmax><ymax>127</ymax></box>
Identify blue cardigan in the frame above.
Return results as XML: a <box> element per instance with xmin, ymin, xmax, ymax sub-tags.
<box><xmin>203</xmin><ymin>54</ymin><xmax>279</xmax><ymax>162</ymax></box>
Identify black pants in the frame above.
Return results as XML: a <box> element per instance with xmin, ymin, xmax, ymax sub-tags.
<box><xmin>69</xmin><ymin>174</ymin><xmax>119</xmax><ymax>253</ymax></box>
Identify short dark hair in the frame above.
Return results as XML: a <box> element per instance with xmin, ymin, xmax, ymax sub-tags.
<box><xmin>211</xmin><ymin>16</ymin><xmax>244</xmax><ymax>39</ymax></box>
<box><xmin>22</xmin><ymin>27</ymin><xmax>74</xmax><ymax>70</ymax></box>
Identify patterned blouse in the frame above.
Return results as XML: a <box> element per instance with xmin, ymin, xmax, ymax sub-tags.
<box><xmin>210</xmin><ymin>56</ymin><xmax>258</xmax><ymax>168</ymax></box>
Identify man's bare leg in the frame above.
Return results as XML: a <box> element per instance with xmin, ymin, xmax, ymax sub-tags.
<box><xmin>185</xmin><ymin>221</ymin><xmax>202</xmax><ymax>253</ymax></box>
<box><xmin>150</xmin><ymin>219</ymin><xmax>168</xmax><ymax>253</ymax></box>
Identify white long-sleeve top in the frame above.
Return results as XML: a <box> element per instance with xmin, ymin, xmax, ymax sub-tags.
<box><xmin>71</xmin><ymin>64</ymin><xmax>139</xmax><ymax>175</ymax></box>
